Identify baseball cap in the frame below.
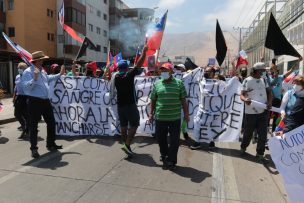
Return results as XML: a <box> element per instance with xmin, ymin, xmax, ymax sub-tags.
<box><xmin>253</xmin><ymin>62</ymin><xmax>266</xmax><ymax>70</ymax></box>
<box><xmin>161</xmin><ymin>62</ymin><xmax>173</xmax><ymax>71</ymax></box>
<box><xmin>117</xmin><ymin>60</ymin><xmax>129</xmax><ymax>70</ymax></box>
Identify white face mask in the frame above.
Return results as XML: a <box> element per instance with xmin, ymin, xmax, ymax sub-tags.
<box><xmin>18</xmin><ymin>69</ymin><xmax>24</xmax><ymax>75</ymax></box>
<box><xmin>262</xmin><ymin>71</ymin><xmax>266</xmax><ymax>77</ymax></box>
<box><xmin>161</xmin><ymin>72</ymin><xmax>170</xmax><ymax>80</ymax></box>
<box><xmin>293</xmin><ymin>84</ymin><xmax>303</xmax><ymax>93</ymax></box>
<box><xmin>174</xmin><ymin>70</ymin><xmax>182</xmax><ymax>74</ymax></box>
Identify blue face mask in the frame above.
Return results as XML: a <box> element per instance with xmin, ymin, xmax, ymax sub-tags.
<box><xmin>18</xmin><ymin>69</ymin><xmax>24</xmax><ymax>75</ymax></box>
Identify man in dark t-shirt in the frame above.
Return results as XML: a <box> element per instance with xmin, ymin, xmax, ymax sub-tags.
<box><xmin>115</xmin><ymin>45</ymin><xmax>148</xmax><ymax>156</ymax></box>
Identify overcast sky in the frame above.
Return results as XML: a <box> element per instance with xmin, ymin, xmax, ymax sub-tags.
<box><xmin>123</xmin><ymin>0</ymin><xmax>267</xmax><ymax>33</ymax></box>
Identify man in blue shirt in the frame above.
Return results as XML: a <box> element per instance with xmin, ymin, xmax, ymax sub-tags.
<box><xmin>22</xmin><ymin>51</ymin><xmax>65</xmax><ymax>158</ymax></box>
<box><xmin>13</xmin><ymin>62</ymin><xmax>28</xmax><ymax>139</ymax></box>
<box><xmin>267</xmin><ymin>66</ymin><xmax>295</xmax><ymax>132</ymax></box>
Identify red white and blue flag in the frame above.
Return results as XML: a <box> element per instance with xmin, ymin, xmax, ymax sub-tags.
<box><xmin>143</xmin><ymin>10</ymin><xmax>168</xmax><ymax>67</ymax></box>
<box><xmin>2</xmin><ymin>32</ymin><xmax>32</xmax><ymax>66</ymax></box>
<box><xmin>236</xmin><ymin>50</ymin><xmax>249</xmax><ymax>68</ymax></box>
<box><xmin>58</xmin><ymin>1</ymin><xmax>64</xmax><ymax>27</ymax></box>
<box><xmin>58</xmin><ymin>1</ymin><xmax>84</xmax><ymax>43</ymax></box>
<box><xmin>134</xmin><ymin>47</ymin><xmax>141</xmax><ymax>65</ymax></box>
<box><xmin>109</xmin><ymin>53</ymin><xmax>123</xmax><ymax>72</ymax></box>
<box><xmin>283</xmin><ymin>70</ymin><xmax>299</xmax><ymax>83</ymax></box>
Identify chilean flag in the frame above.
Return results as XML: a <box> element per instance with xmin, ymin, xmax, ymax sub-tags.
<box><xmin>58</xmin><ymin>1</ymin><xmax>64</xmax><ymax>27</ymax></box>
<box><xmin>143</xmin><ymin>10</ymin><xmax>168</xmax><ymax>67</ymax></box>
<box><xmin>134</xmin><ymin>47</ymin><xmax>141</xmax><ymax>65</ymax></box>
<box><xmin>58</xmin><ymin>1</ymin><xmax>84</xmax><ymax>44</ymax></box>
<box><xmin>2</xmin><ymin>32</ymin><xmax>32</xmax><ymax>66</ymax></box>
<box><xmin>283</xmin><ymin>70</ymin><xmax>299</xmax><ymax>83</ymax></box>
<box><xmin>236</xmin><ymin>50</ymin><xmax>249</xmax><ymax>68</ymax></box>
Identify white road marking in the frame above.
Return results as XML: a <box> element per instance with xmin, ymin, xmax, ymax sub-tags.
<box><xmin>212</xmin><ymin>142</ymin><xmax>240</xmax><ymax>203</ymax></box>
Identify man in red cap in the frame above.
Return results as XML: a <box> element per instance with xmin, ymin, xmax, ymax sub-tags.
<box><xmin>149</xmin><ymin>62</ymin><xmax>189</xmax><ymax>170</ymax></box>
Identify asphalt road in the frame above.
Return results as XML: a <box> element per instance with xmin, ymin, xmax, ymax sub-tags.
<box><xmin>0</xmin><ymin>121</ymin><xmax>289</xmax><ymax>203</ymax></box>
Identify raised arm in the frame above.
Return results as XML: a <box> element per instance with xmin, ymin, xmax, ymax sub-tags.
<box><xmin>134</xmin><ymin>45</ymin><xmax>148</xmax><ymax>69</ymax></box>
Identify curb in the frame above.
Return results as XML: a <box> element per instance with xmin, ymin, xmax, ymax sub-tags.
<box><xmin>0</xmin><ymin>118</ymin><xmax>16</xmax><ymax>125</ymax></box>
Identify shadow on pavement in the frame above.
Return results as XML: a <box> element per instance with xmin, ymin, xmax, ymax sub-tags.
<box><xmin>0</xmin><ymin>137</ymin><xmax>9</xmax><ymax>144</ymax></box>
<box><xmin>125</xmin><ymin>153</ymin><xmax>161</xmax><ymax>168</ymax></box>
<box><xmin>264</xmin><ymin>154</ymin><xmax>279</xmax><ymax>175</ymax></box>
<box><xmin>133</xmin><ymin>136</ymin><xmax>158</xmax><ymax>148</ymax></box>
<box><xmin>213</xmin><ymin>147</ymin><xmax>260</xmax><ymax>163</ymax></box>
<box><xmin>23</xmin><ymin>151</ymin><xmax>81</xmax><ymax>170</ymax></box>
<box><xmin>86</xmin><ymin>137</ymin><xmax>118</xmax><ymax>147</ymax></box>
<box><xmin>173</xmin><ymin>166</ymin><xmax>212</xmax><ymax>183</ymax></box>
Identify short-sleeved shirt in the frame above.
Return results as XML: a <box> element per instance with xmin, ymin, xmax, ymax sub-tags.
<box><xmin>268</xmin><ymin>75</ymin><xmax>284</xmax><ymax>99</ymax></box>
<box><xmin>114</xmin><ymin>67</ymin><xmax>141</xmax><ymax>106</ymax></box>
<box><xmin>150</xmin><ymin>78</ymin><xmax>187</xmax><ymax>121</ymax></box>
<box><xmin>242</xmin><ymin>76</ymin><xmax>269</xmax><ymax>114</ymax></box>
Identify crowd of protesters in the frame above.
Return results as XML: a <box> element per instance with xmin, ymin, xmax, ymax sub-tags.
<box><xmin>0</xmin><ymin>45</ymin><xmax>303</xmax><ymax>170</ymax></box>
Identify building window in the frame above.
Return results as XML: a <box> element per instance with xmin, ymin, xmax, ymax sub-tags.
<box><xmin>103</xmin><ymin>14</ymin><xmax>107</xmax><ymax>21</ymax></box>
<box><xmin>103</xmin><ymin>47</ymin><xmax>107</xmax><ymax>53</ymax></box>
<box><xmin>96</xmin><ymin>45</ymin><xmax>101</xmax><ymax>52</ymax></box>
<box><xmin>89</xmin><ymin>5</ymin><xmax>93</xmax><ymax>13</ymax></box>
<box><xmin>47</xmin><ymin>9</ymin><xmax>54</xmax><ymax>17</ymax></box>
<box><xmin>8</xmin><ymin>0</ymin><xmax>14</xmax><ymax>10</ymax></box>
<box><xmin>77</xmin><ymin>10</ymin><xmax>82</xmax><ymax>24</ymax></box>
<box><xmin>82</xmin><ymin>13</ymin><xmax>86</xmax><ymax>26</ymax></box>
<box><xmin>96</xmin><ymin>27</ymin><xmax>101</xmax><ymax>35</ymax></box>
<box><xmin>72</xmin><ymin>8</ymin><xmax>77</xmax><ymax>22</ymax></box>
<box><xmin>97</xmin><ymin>10</ymin><xmax>101</xmax><ymax>17</ymax></box>
<box><xmin>103</xmin><ymin>30</ymin><xmax>107</xmax><ymax>37</ymax></box>
<box><xmin>104</xmin><ymin>0</ymin><xmax>107</xmax><ymax>4</ymax></box>
<box><xmin>47</xmin><ymin>33</ymin><xmax>54</xmax><ymax>41</ymax></box>
<box><xmin>65</xmin><ymin>8</ymin><xmax>72</xmax><ymax>22</ymax></box>
<box><xmin>88</xmin><ymin>24</ymin><xmax>93</xmax><ymax>32</ymax></box>
<box><xmin>1</xmin><ymin>0</ymin><xmax>4</xmax><ymax>12</ymax></box>
<box><xmin>8</xmin><ymin>27</ymin><xmax>15</xmax><ymax>37</ymax></box>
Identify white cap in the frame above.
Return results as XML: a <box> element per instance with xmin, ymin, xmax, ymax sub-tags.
<box><xmin>253</xmin><ymin>62</ymin><xmax>266</xmax><ymax>70</ymax></box>
<box><xmin>176</xmin><ymin>64</ymin><xmax>186</xmax><ymax>70</ymax></box>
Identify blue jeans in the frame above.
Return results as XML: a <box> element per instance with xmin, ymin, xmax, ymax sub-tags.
<box><xmin>155</xmin><ymin>119</ymin><xmax>181</xmax><ymax>164</ymax></box>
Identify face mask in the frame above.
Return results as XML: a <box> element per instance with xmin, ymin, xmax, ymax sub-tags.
<box><xmin>161</xmin><ymin>72</ymin><xmax>170</xmax><ymax>80</ymax></box>
<box><xmin>18</xmin><ymin>69</ymin><xmax>24</xmax><ymax>75</ymax></box>
<box><xmin>262</xmin><ymin>71</ymin><xmax>266</xmax><ymax>77</ymax></box>
<box><xmin>175</xmin><ymin>70</ymin><xmax>182</xmax><ymax>74</ymax></box>
<box><xmin>293</xmin><ymin>84</ymin><xmax>303</xmax><ymax>93</ymax></box>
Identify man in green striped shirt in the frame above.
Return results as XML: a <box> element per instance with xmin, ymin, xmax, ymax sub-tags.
<box><xmin>149</xmin><ymin>62</ymin><xmax>189</xmax><ymax>170</ymax></box>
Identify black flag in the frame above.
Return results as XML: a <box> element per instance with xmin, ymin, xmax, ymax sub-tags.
<box><xmin>184</xmin><ymin>57</ymin><xmax>198</xmax><ymax>70</ymax></box>
<box><xmin>75</xmin><ymin>37</ymin><xmax>98</xmax><ymax>60</ymax></box>
<box><xmin>265</xmin><ymin>13</ymin><xmax>301</xmax><ymax>58</ymax></box>
<box><xmin>215</xmin><ymin>20</ymin><xmax>227</xmax><ymax>66</ymax></box>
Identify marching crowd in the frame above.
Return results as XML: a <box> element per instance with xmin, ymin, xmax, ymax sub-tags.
<box><xmin>1</xmin><ymin>44</ymin><xmax>304</xmax><ymax>171</ymax></box>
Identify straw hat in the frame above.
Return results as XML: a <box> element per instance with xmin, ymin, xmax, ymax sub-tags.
<box><xmin>31</xmin><ymin>51</ymin><xmax>49</xmax><ymax>62</ymax></box>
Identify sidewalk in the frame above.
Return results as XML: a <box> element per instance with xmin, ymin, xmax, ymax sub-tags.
<box><xmin>0</xmin><ymin>97</ymin><xmax>16</xmax><ymax>125</ymax></box>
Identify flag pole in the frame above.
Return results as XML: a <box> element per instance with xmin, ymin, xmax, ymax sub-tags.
<box><xmin>63</xmin><ymin>27</ymin><xmax>66</xmax><ymax>65</ymax></box>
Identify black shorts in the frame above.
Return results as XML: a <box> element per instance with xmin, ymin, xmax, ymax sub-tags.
<box><xmin>118</xmin><ymin>103</ymin><xmax>140</xmax><ymax>128</ymax></box>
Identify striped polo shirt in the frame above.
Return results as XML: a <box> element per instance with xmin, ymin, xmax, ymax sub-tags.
<box><xmin>150</xmin><ymin>77</ymin><xmax>187</xmax><ymax>121</ymax></box>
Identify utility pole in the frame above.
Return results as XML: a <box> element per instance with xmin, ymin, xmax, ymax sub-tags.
<box><xmin>233</xmin><ymin>27</ymin><xmax>248</xmax><ymax>52</ymax></box>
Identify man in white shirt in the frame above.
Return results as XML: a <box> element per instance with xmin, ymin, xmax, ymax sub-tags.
<box><xmin>240</xmin><ymin>62</ymin><xmax>272</xmax><ymax>163</ymax></box>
